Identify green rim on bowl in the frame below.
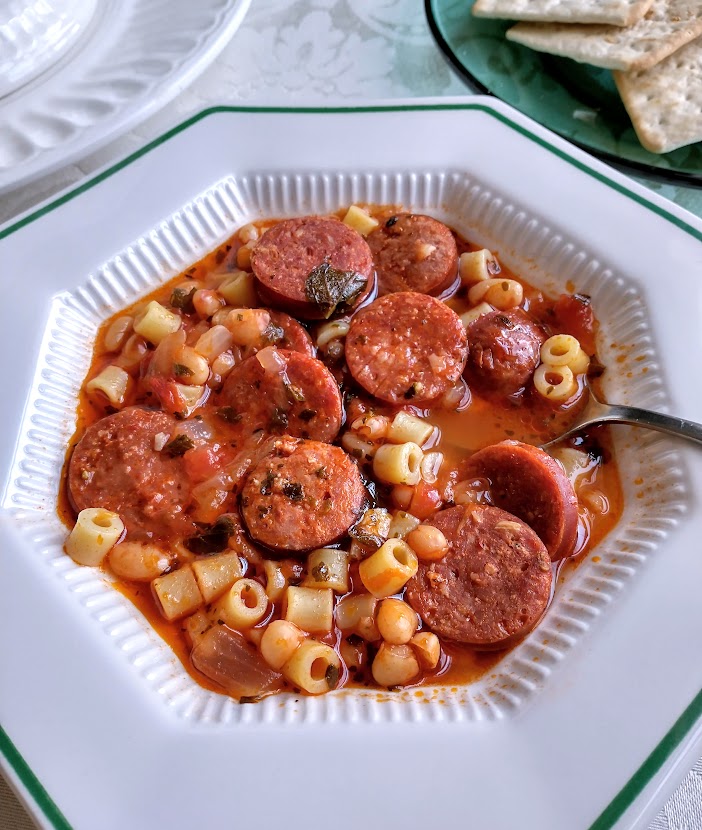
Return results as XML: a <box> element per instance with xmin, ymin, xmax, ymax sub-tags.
<box><xmin>426</xmin><ymin>0</ymin><xmax>702</xmax><ymax>185</ymax></box>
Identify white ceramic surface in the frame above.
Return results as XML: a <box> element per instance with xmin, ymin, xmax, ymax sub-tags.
<box><xmin>0</xmin><ymin>0</ymin><xmax>251</xmax><ymax>193</ymax></box>
<box><xmin>1</xmin><ymin>101</ymin><xmax>702</xmax><ymax>830</ymax></box>
<box><xmin>0</xmin><ymin>0</ymin><xmax>96</xmax><ymax>99</ymax></box>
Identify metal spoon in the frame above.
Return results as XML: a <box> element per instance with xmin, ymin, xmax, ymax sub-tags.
<box><xmin>541</xmin><ymin>383</ymin><xmax>702</xmax><ymax>449</ymax></box>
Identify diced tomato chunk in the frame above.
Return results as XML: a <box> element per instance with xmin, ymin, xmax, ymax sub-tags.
<box><xmin>409</xmin><ymin>480</ymin><xmax>442</xmax><ymax>520</ymax></box>
<box><xmin>184</xmin><ymin>444</ymin><xmax>234</xmax><ymax>483</ymax></box>
<box><xmin>553</xmin><ymin>294</ymin><xmax>598</xmax><ymax>355</ymax></box>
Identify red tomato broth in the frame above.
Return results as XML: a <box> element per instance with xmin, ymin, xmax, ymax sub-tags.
<box><xmin>59</xmin><ymin>206</ymin><xmax>624</xmax><ymax>699</ymax></box>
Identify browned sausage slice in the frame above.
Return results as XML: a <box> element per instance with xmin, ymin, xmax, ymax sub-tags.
<box><xmin>251</xmin><ymin>216</ymin><xmax>374</xmax><ymax>320</ymax></box>
<box><xmin>460</xmin><ymin>440</ymin><xmax>579</xmax><ymax>561</ymax></box>
<box><xmin>68</xmin><ymin>407</ymin><xmax>194</xmax><ymax>538</ymax></box>
<box><xmin>264</xmin><ymin>310</ymin><xmax>315</xmax><ymax>356</ymax></box>
<box><xmin>345</xmin><ymin>292</ymin><xmax>467</xmax><ymax>405</ymax></box>
<box><xmin>404</xmin><ymin>503</ymin><xmax>552</xmax><ymax>648</ymax></box>
<box><xmin>464</xmin><ymin>309</ymin><xmax>545</xmax><ymax>395</ymax></box>
<box><xmin>241</xmin><ymin>439</ymin><xmax>367</xmax><ymax>552</ymax></box>
<box><xmin>367</xmin><ymin>213</ymin><xmax>458</xmax><ymax>296</ymax></box>
<box><xmin>219</xmin><ymin>348</ymin><xmax>343</xmax><ymax>443</ymax></box>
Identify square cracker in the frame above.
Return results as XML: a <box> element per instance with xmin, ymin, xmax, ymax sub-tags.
<box><xmin>615</xmin><ymin>36</ymin><xmax>702</xmax><ymax>153</ymax></box>
<box><xmin>506</xmin><ymin>0</ymin><xmax>702</xmax><ymax>72</ymax></box>
<box><xmin>473</xmin><ymin>0</ymin><xmax>655</xmax><ymax>27</ymax></box>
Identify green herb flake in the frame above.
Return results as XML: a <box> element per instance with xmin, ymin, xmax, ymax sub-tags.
<box><xmin>298</xmin><ymin>408</ymin><xmax>317</xmax><ymax>422</ymax></box>
<box><xmin>270</xmin><ymin>407</ymin><xmax>289</xmax><ymax>430</ymax></box>
<box><xmin>285</xmin><ymin>383</ymin><xmax>306</xmax><ymax>403</ymax></box>
<box><xmin>282</xmin><ymin>481</ymin><xmax>304</xmax><ymax>502</ymax></box>
<box><xmin>385</xmin><ymin>216</ymin><xmax>398</xmax><ymax>228</ymax></box>
<box><xmin>260</xmin><ymin>469</ymin><xmax>276</xmax><ymax>496</ymax></box>
<box><xmin>173</xmin><ymin>363</ymin><xmax>194</xmax><ymax>377</ymax></box>
<box><xmin>325</xmin><ymin>663</ymin><xmax>340</xmax><ymax>689</ymax></box>
<box><xmin>315</xmin><ymin>466</ymin><xmax>328</xmax><ymax>479</ymax></box>
<box><xmin>311</xmin><ymin>562</ymin><xmax>331</xmax><ymax>582</ymax></box>
<box><xmin>184</xmin><ymin>516</ymin><xmax>236</xmax><ymax>555</ymax></box>
<box><xmin>217</xmin><ymin>406</ymin><xmax>243</xmax><ymax>423</ymax></box>
<box><xmin>304</xmin><ymin>262</ymin><xmax>367</xmax><ymax>319</ymax></box>
<box><xmin>170</xmin><ymin>287</ymin><xmax>196</xmax><ymax>313</ymax></box>
<box><xmin>162</xmin><ymin>434</ymin><xmax>195</xmax><ymax>457</ymax></box>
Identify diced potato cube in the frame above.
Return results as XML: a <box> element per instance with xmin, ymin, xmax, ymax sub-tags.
<box><xmin>342</xmin><ymin>205</ymin><xmax>380</xmax><ymax>237</ymax></box>
<box><xmin>192</xmin><ymin>553</ymin><xmax>244</xmax><ymax>603</ymax></box>
<box><xmin>152</xmin><ymin>565</ymin><xmax>203</xmax><ymax>621</ymax></box>
<box><xmin>133</xmin><ymin>301</ymin><xmax>181</xmax><ymax>345</ymax></box>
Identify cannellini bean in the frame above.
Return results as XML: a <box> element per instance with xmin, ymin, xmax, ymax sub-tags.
<box><xmin>109</xmin><ymin>541</ymin><xmax>171</xmax><ymax>582</ymax></box>
<box><xmin>351</xmin><ymin>414</ymin><xmax>389</xmax><ymax>441</ymax></box>
<box><xmin>238</xmin><ymin>223</ymin><xmax>259</xmax><ymax>244</ymax></box>
<box><xmin>194</xmin><ymin>325</ymin><xmax>233</xmax><ymax>362</ymax></box>
<box><xmin>236</xmin><ymin>242</ymin><xmax>255</xmax><ymax>270</ymax></box>
<box><xmin>225</xmin><ymin>308</ymin><xmax>270</xmax><ymax>346</ymax></box>
<box><xmin>193</xmin><ymin>289</ymin><xmax>224</xmax><ymax>319</ymax></box>
<box><xmin>260</xmin><ymin>620</ymin><xmax>305</xmax><ymax>670</ymax></box>
<box><xmin>411</xmin><ymin>632</ymin><xmax>441</xmax><ymax>669</ymax></box>
<box><xmin>372</xmin><ymin>643</ymin><xmax>420</xmax><ymax>687</ymax></box>
<box><xmin>406</xmin><ymin>525</ymin><xmax>449</xmax><ymax>562</ymax></box>
<box><xmin>175</xmin><ymin>346</ymin><xmax>210</xmax><ymax>386</ymax></box>
<box><xmin>104</xmin><ymin>316</ymin><xmax>133</xmax><ymax>352</ymax></box>
<box><xmin>376</xmin><ymin>599</ymin><xmax>418</xmax><ymax>645</ymax></box>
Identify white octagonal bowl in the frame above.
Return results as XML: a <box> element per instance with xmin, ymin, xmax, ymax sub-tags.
<box><xmin>1</xmin><ymin>99</ymin><xmax>701</xmax><ymax>830</ymax></box>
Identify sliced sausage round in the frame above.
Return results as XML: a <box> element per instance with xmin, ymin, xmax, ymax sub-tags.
<box><xmin>367</xmin><ymin>213</ymin><xmax>458</xmax><ymax>296</ymax></box>
<box><xmin>240</xmin><ymin>309</ymin><xmax>315</xmax><ymax>359</ymax></box>
<box><xmin>464</xmin><ymin>309</ymin><xmax>545</xmax><ymax>395</ymax></box>
<box><xmin>241</xmin><ymin>439</ymin><xmax>367</xmax><ymax>551</ymax></box>
<box><xmin>219</xmin><ymin>348</ymin><xmax>343</xmax><ymax>443</ymax></box>
<box><xmin>265</xmin><ymin>310</ymin><xmax>315</xmax><ymax>356</ymax></box>
<box><xmin>251</xmin><ymin>216</ymin><xmax>374</xmax><ymax>320</ymax></box>
<box><xmin>68</xmin><ymin>407</ymin><xmax>194</xmax><ymax>539</ymax></box>
<box><xmin>460</xmin><ymin>440</ymin><xmax>579</xmax><ymax>561</ymax></box>
<box><xmin>345</xmin><ymin>292</ymin><xmax>468</xmax><ymax>405</ymax></box>
<box><xmin>404</xmin><ymin>503</ymin><xmax>552</xmax><ymax>648</ymax></box>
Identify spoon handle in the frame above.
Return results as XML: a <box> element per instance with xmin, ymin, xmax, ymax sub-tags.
<box><xmin>600</xmin><ymin>404</ymin><xmax>702</xmax><ymax>447</ymax></box>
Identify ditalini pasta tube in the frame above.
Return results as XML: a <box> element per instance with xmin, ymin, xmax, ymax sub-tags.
<box><xmin>65</xmin><ymin>508</ymin><xmax>124</xmax><ymax>566</ymax></box>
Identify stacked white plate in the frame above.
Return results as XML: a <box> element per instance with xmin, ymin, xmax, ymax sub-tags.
<box><xmin>0</xmin><ymin>0</ymin><xmax>251</xmax><ymax>193</ymax></box>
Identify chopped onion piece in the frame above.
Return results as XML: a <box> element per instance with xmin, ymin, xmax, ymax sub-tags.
<box><xmin>255</xmin><ymin>345</ymin><xmax>286</xmax><ymax>375</ymax></box>
<box><xmin>191</xmin><ymin>626</ymin><xmax>284</xmax><ymax>700</ymax></box>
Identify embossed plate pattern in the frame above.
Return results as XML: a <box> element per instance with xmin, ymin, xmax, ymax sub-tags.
<box><xmin>1</xmin><ymin>103</ymin><xmax>702</xmax><ymax>830</ymax></box>
<box><xmin>0</xmin><ymin>0</ymin><xmax>251</xmax><ymax>193</ymax></box>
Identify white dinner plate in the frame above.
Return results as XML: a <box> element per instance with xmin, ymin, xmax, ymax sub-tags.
<box><xmin>0</xmin><ymin>0</ymin><xmax>251</xmax><ymax>194</ymax></box>
<box><xmin>1</xmin><ymin>100</ymin><xmax>701</xmax><ymax>830</ymax></box>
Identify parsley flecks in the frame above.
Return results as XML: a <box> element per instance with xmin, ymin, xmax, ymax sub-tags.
<box><xmin>311</xmin><ymin>562</ymin><xmax>331</xmax><ymax>582</ymax></box>
<box><xmin>304</xmin><ymin>262</ymin><xmax>367</xmax><ymax>319</ymax></box>
<box><xmin>260</xmin><ymin>470</ymin><xmax>275</xmax><ymax>496</ymax></box>
<box><xmin>162</xmin><ymin>434</ymin><xmax>195</xmax><ymax>457</ymax></box>
<box><xmin>270</xmin><ymin>407</ymin><xmax>289</xmax><ymax>430</ymax></box>
<box><xmin>325</xmin><ymin>663</ymin><xmax>340</xmax><ymax>689</ymax></box>
<box><xmin>185</xmin><ymin>516</ymin><xmax>236</xmax><ymax>555</ymax></box>
<box><xmin>170</xmin><ymin>287</ymin><xmax>196</xmax><ymax>313</ymax></box>
<box><xmin>282</xmin><ymin>481</ymin><xmax>304</xmax><ymax>502</ymax></box>
<box><xmin>285</xmin><ymin>383</ymin><xmax>306</xmax><ymax>403</ymax></box>
<box><xmin>217</xmin><ymin>406</ymin><xmax>242</xmax><ymax>423</ymax></box>
<box><xmin>173</xmin><ymin>363</ymin><xmax>193</xmax><ymax>377</ymax></box>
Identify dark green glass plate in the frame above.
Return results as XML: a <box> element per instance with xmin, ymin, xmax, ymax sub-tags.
<box><xmin>426</xmin><ymin>0</ymin><xmax>702</xmax><ymax>185</ymax></box>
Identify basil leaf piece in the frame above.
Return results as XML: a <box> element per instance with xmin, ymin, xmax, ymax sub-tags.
<box><xmin>162</xmin><ymin>434</ymin><xmax>195</xmax><ymax>457</ymax></box>
<box><xmin>304</xmin><ymin>262</ymin><xmax>367</xmax><ymax>319</ymax></box>
<box><xmin>185</xmin><ymin>516</ymin><xmax>236</xmax><ymax>555</ymax></box>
